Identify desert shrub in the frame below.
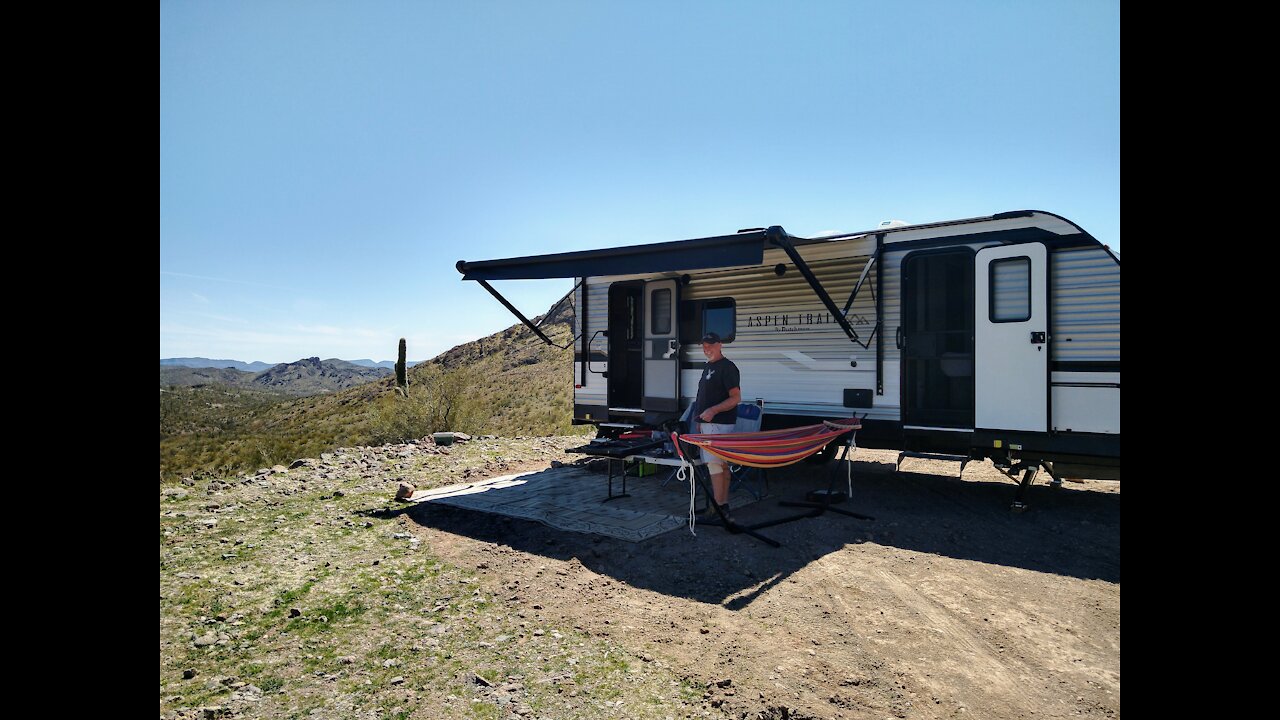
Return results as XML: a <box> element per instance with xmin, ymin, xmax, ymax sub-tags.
<box><xmin>367</xmin><ymin>364</ymin><xmax>484</xmax><ymax>444</ymax></box>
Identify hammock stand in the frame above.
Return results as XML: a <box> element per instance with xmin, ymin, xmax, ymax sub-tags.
<box><xmin>672</xmin><ymin>418</ymin><xmax>874</xmax><ymax>547</ymax></box>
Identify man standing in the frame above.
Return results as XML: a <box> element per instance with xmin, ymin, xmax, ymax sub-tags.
<box><xmin>694</xmin><ymin>331</ymin><xmax>741</xmax><ymax>517</ymax></box>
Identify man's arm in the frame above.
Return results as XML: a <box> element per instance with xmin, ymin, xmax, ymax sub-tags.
<box><xmin>698</xmin><ymin>387</ymin><xmax>742</xmax><ymax>422</ymax></box>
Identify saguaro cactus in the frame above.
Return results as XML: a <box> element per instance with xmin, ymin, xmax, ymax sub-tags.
<box><xmin>395</xmin><ymin>338</ymin><xmax>408</xmax><ymax>398</ymax></box>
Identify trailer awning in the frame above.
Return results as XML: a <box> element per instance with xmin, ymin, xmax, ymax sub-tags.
<box><xmin>456</xmin><ymin>230</ymin><xmax>769</xmax><ymax>281</ymax></box>
<box><xmin>456</xmin><ymin>225</ymin><xmax>872</xmax><ymax>351</ymax></box>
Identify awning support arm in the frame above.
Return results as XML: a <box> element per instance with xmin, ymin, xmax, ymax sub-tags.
<box><xmin>842</xmin><ymin>249</ymin><xmax>878</xmax><ymax>315</ymax></box>
<box><xmin>875</xmin><ymin>232</ymin><xmax>885</xmax><ymax>395</ymax></box>
<box><xmin>475</xmin><ymin>279</ymin><xmax>558</xmax><ymax>347</ymax></box>
<box><xmin>538</xmin><ymin>279</ymin><xmax>584</xmax><ymax>329</ymax></box>
<box><xmin>839</xmin><ymin>246</ymin><xmax>882</xmax><ymax>352</ymax></box>
<box><xmin>766</xmin><ymin>226</ymin><xmax>861</xmax><ymax>344</ymax></box>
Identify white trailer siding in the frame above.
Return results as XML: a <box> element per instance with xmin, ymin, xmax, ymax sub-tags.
<box><xmin>573</xmin><ymin>236</ymin><xmax>895</xmax><ymax>421</ymax></box>
<box><xmin>1050</xmin><ymin>372</ymin><xmax>1120</xmax><ymax>434</ymax></box>
<box><xmin>573</xmin><ymin>279</ymin><xmax>610</xmax><ymax>411</ymax></box>
<box><xmin>1050</xmin><ymin>247</ymin><xmax>1121</xmax><ymax>363</ymax></box>
<box><xmin>679</xmin><ymin>244</ymin><xmax>890</xmax><ymax>421</ymax></box>
<box><xmin>1049</xmin><ymin>247</ymin><xmax>1120</xmax><ymax>433</ymax></box>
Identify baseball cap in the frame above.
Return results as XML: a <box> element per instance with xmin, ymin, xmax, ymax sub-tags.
<box><xmin>700</xmin><ymin>331</ymin><xmax>722</xmax><ymax>344</ymax></box>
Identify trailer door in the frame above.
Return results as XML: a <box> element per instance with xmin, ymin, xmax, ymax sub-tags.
<box><xmin>975</xmin><ymin>243</ymin><xmax>1048</xmax><ymax>432</ymax></box>
<box><xmin>901</xmin><ymin>249</ymin><xmax>975</xmax><ymax>429</ymax></box>
<box><xmin>642</xmin><ymin>279</ymin><xmax>680</xmax><ymax>414</ymax></box>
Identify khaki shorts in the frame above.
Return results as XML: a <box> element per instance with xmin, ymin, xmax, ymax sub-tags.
<box><xmin>697</xmin><ymin>422</ymin><xmax>736</xmax><ymax>472</ymax></box>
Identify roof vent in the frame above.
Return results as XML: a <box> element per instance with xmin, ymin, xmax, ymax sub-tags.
<box><xmin>878</xmin><ymin>219</ymin><xmax>908</xmax><ymax>229</ymax></box>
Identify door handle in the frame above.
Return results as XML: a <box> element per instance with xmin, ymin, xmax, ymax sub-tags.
<box><xmin>663</xmin><ymin>339</ymin><xmax>679</xmax><ymax>359</ymax></box>
<box><xmin>1030</xmin><ymin>332</ymin><xmax>1046</xmax><ymax>344</ymax></box>
<box><xmin>896</xmin><ymin>326</ymin><xmax>905</xmax><ymax>350</ymax></box>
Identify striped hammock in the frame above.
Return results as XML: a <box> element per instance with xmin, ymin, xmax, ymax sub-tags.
<box><xmin>674</xmin><ymin>419</ymin><xmax>861</xmax><ymax>469</ymax></box>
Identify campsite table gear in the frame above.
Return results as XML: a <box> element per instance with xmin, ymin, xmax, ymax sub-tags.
<box><xmin>667</xmin><ymin>418</ymin><xmax>873</xmax><ymax>546</ymax></box>
<box><xmin>565</xmin><ymin>419</ymin><xmax>872</xmax><ymax>545</ymax></box>
<box><xmin>566</xmin><ymin>436</ymin><xmax>666</xmax><ymax>501</ymax></box>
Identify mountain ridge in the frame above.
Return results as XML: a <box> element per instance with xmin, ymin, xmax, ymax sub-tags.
<box><xmin>161</xmin><ymin>357</ymin><xmax>394</xmax><ymax>396</ymax></box>
<box><xmin>161</xmin><ymin>356</ymin><xmax>423</xmax><ymax>371</ymax></box>
<box><xmin>160</xmin><ymin>357</ymin><xmax>273</xmax><ymax>372</ymax></box>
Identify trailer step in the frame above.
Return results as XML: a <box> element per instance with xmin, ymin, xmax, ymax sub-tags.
<box><xmin>895</xmin><ymin>451</ymin><xmax>972</xmax><ymax>476</ymax></box>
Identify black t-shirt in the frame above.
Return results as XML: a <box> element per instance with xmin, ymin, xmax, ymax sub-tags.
<box><xmin>694</xmin><ymin>357</ymin><xmax>741</xmax><ymax>425</ymax></box>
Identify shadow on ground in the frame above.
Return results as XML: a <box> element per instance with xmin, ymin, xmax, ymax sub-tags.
<box><xmin>399</xmin><ymin>455</ymin><xmax>1120</xmax><ymax>609</ymax></box>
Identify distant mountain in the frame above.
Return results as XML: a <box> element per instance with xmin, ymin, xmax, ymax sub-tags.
<box><xmin>161</xmin><ymin>357</ymin><xmax>393</xmax><ymax>396</ymax></box>
<box><xmin>345</xmin><ymin>358</ymin><xmax>424</xmax><ymax>369</ymax></box>
<box><xmin>161</xmin><ymin>357</ymin><xmax>274</xmax><ymax>372</ymax></box>
<box><xmin>160</xmin><ymin>366</ymin><xmax>258</xmax><ymax>388</ymax></box>
<box><xmin>249</xmin><ymin>357</ymin><xmax>392</xmax><ymax>395</ymax></box>
<box><xmin>161</xmin><ymin>357</ymin><xmax>421</xmax><ymax>371</ymax></box>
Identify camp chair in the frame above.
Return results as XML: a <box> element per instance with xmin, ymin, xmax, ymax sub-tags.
<box><xmin>659</xmin><ymin>404</ymin><xmax>697</xmax><ymax>489</ymax></box>
<box><xmin>728</xmin><ymin>403</ymin><xmax>768</xmax><ymax>499</ymax></box>
<box><xmin>663</xmin><ymin>402</ymin><xmax>768</xmax><ymax>498</ymax></box>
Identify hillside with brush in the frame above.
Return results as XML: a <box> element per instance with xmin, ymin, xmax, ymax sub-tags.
<box><xmin>160</xmin><ymin>297</ymin><xmax>582</xmax><ymax>481</ymax></box>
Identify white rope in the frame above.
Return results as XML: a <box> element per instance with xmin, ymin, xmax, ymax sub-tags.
<box><xmin>676</xmin><ymin>456</ymin><xmax>697</xmax><ymax>536</ymax></box>
<box><xmin>668</xmin><ymin>432</ymin><xmax>699</xmax><ymax>536</ymax></box>
<box><xmin>846</xmin><ymin>429</ymin><xmax>858</xmax><ymax>498</ymax></box>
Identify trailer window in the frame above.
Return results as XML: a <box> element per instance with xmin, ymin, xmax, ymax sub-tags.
<box><xmin>650</xmin><ymin>289</ymin><xmax>671</xmax><ymax>334</ymax></box>
<box><xmin>679</xmin><ymin>297</ymin><xmax>737</xmax><ymax>344</ymax></box>
<box><xmin>703</xmin><ymin>299</ymin><xmax>736</xmax><ymax>343</ymax></box>
<box><xmin>990</xmin><ymin>257</ymin><xmax>1031</xmax><ymax>322</ymax></box>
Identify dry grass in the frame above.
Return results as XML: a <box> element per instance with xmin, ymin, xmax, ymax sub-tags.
<box><xmin>160</xmin><ymin>436</ymin><xmax>699</xmax><ymax>720</ymax></box>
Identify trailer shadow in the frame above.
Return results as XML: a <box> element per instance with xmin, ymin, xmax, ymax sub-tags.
<box><xmin>402</xmin><ymin>457</ymin><xmax>1119</xmax><ymax>609</ymax></box>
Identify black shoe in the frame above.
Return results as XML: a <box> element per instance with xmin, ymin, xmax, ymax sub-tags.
<box><xmin>697</xmin><ymin>503</ymin><xmax>732</xmax><ymax>522</ymax></box>
<box><xmin>718</xmin><ymin>503</ymin><xmax>734</xmax><ymax>525</ymax></box>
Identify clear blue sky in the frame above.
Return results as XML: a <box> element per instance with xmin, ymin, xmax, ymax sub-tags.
<box><xmin>160</xmin><ymin>0</ymin><xmax>1119</xmax><ymax>364</ymax></box>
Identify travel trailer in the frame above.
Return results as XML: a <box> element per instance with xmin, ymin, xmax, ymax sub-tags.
<box><xmin>457</xmin><ymin>210</ymin><xmax>1120</xmax><ymax>502</ymax></box>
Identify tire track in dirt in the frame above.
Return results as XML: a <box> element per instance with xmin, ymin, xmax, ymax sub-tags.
<box><xmin>870</xmin><ymin>566</ymin><xmax>1042</xmax><ymax>717</ymax></box>
<box><xmin>801</xmin><ymin>558</ymin><xmax>917</xmax><ymax>718</ymax></box>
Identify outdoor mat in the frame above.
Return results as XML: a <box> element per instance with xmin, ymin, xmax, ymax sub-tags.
<box><xmin>410</xmin><ymin>465</ymin><xmax>763</xmax><ymax>542</ymax></box>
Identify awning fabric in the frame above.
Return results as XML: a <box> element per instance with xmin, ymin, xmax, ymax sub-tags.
<box><xmin>457</xmin><ymin>229</ymin><xmax>768</xmax><ymax>281</ymax></box>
